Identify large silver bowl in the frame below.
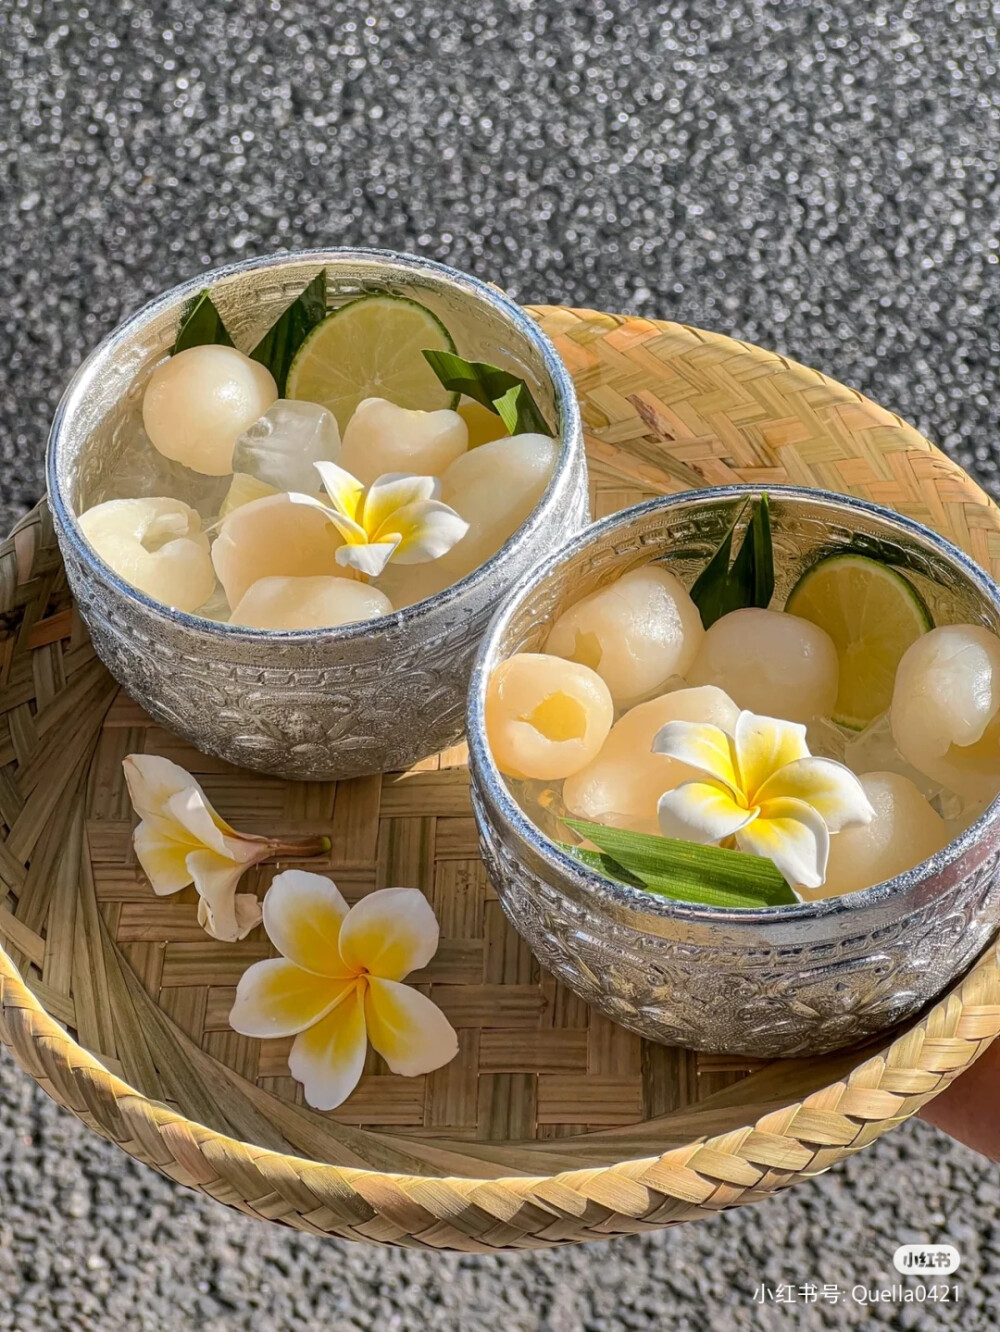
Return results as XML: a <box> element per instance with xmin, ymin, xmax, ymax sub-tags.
<box><xmin>467</xmin><ymin>485</ymin><xmax>1000</xmax><ymax>1057</ymax></box>
<box><xmin>46</xmin><ymin>250</ymin><xmax>588</xmax><ymax>780</ymax></box>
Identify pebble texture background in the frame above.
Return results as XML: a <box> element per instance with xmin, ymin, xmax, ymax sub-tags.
<box><xmin>1</xmin><ymin>1</ymin><xmax>1000</xmax><ymax>1327</ymax></box>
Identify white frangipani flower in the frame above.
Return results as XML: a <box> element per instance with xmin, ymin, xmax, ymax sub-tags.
<box><xmin>291</xmin><ymin>461</ymin><xmax>469</xmax><ymax>579</ymax></box>
<box><xmin>229</xmin><ymin>871</ymin><xmax>458</xmax><ymax>1110</ymax></box>
<box><xmin>652</xmin><ymin>710</ymin><xmax>875</xmax><ymax>890</ymax></box>
<box><xmin>122</xmin><ymin>755</ymin><xmax>329</xmax><ymax>942</ymax></box>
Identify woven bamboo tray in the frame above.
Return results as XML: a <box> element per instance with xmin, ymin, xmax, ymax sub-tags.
<box><xmin>1</xmin><ymin>306</ymin><xmax>999</xmax><ymax>1252</ymax></box>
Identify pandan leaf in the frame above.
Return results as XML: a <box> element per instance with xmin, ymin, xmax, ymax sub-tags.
<box><xmin>251</xmin><ymin>270</ymin><xmax>328</xmax><ymax>394</ymax></box>
<box><xmin>422</xmin><ymin>350</ymin><xmax>552</xmax><ymax>436</ymax></box>
<box><xmin>690</xmin><ymin>494</ymin><xmax>774</xmax><ymax>628</ymax></box>
<box><xmin>173</xmin><ymin>290</ymin><xmax>234</xmax><ymax>354</ymax></box>
<box><xmin>565</xmin><ymin>818</ymin><xmax>797</xmax><ymax>908</ymax></box>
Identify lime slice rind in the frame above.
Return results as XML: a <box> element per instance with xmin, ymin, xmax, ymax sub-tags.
<box><xmin>785</xmin><ymin>552</ymin><xmax>932</xmax><ymax>731</ymax></box>
<box><xmin>286</xmin><ymin>293</ymin><xmax>459</xmax><ymax>430</ymax></box>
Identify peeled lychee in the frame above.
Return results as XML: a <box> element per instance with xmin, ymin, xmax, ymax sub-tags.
<box><xmin>78</xmin><ymin>497</ymin><xmax>216</xmax><ymax>612</ymax></box>
<box><xmin>142</xmin><ymin>345</ymin><xmax>277</xmax><ymax>476</ymax></box>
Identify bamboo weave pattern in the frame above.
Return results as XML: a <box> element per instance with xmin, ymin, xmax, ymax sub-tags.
<box><xmin>0</xmin><ymin>308</ymin><xmax>997</xmax><ymax>1250</ymax></box>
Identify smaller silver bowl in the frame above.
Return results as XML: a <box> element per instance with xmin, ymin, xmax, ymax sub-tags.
<box><xmin>46</xmin><ymin>249</ymin><xmax>588</xmax><ymax>780</ymax></box>
<box><xmin>467</xmin><ymin>486</ymin><xmax>1000</xmax><ymax>1057</ymax></box>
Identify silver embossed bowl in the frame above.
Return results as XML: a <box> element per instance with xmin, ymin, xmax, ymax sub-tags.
<box><xmin>46</xmin><ymin>249</ymin><xmax>588</xmax><ymax>780</ymax></box>
<box><xmin>467</xmin><ymin>485</ymin><xmax>1000</xmax><ymax>1057</ymax></box>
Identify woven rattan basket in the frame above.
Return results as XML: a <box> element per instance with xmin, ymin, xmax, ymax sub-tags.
<box><xmin>1</xmin><ymin>307</ymin><xmax>999</xmax><ymax>1252</ymax></box>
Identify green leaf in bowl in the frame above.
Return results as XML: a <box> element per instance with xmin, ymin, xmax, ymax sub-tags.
<box><xmin>564</xmin><ymin>818</ymin><xmax>797</xmax><ymax>908</ymax></box>
<box><xmin>250</xmin><ymin>270</ymin><xmax>328</xmax><ymax>395</ymax></box>
<box><xmin>690</xmin><ymin>493</ymin><xmax>774</xmax><ymax>628</ymax></box>
<box><xmin>422</xmin><ymin>350</ymin><xmax>552</xmax><ymax>436</ymax></box>
<box><xmin>173</xmin><ymin>290</ymin><xmax>234</xmax><ymax>354</ymax></box>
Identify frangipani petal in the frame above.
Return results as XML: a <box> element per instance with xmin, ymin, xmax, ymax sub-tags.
<box><xmin>736</xmin><ymin>796</ymin><xmax>829</xmax><ymax>889</ymax></box>
<box><xmin>262</xmin><ymin>869</ymin><xmax>353</xmax><ymax>978</ymax></box>
<box><xmin>362</xmin><ymin>472</ymin><xmax>439</xmax><ymax>536</ymax></box>
<box><xmin>756</xmin><ymin>757</ymin><xmax>875</xmax><ymax>833</ymax></box>
<box><xmin>335</xmin><ymin>540</ymin><xmax>400</xmax><ymax>578</ymax></box>
<box><xmin>162</xmin><ymin>787</ymin><xmax>246</xmax><ymax>859</ymax></box>
<box><xmin>206</xmin><ymin>893</ymin><xmax>264</xmax><ymax>940</ymax></box>
<box><xmin>125</xmin><ymin>756</ymin><xmax>245</xmax><ymax>849</ymax></box>
<box><xmin>364</xmin><ymin>977</ymin><xmax>459</xmax><ymax>1077</ymax></box>
<box><xmin>384</xmin><ymin>500</ymin><xmax>470</xmax><ymax>565</ymax></box>
<box><xmin>288</xmin><ymin>986</ymin><xmax>368</xmax><ymax>1110</ymax></box>
<box><xmin>123</xmin><ymin>754</ymin><xmax>198</xmax><ymax>823</ymax></box>
<box><xmin>733</xmin><ymin>711</ymin><xmax>809</xmax><ymax>802</ymax></box>
<box><xmin>286</xmin><ymin>490</ymin><xmax>368</xmax><ymax>545</ymax></box>
<box><xmin>314</xmin><ymin>460</ymin><xmax>365</xmax><ymax>523</ymax></box>
<box><xmin>186</xmin><ymin>849</ymin><xmax>260</xmax><ymax>941</ymax></box>
<box><xmin>338</xmin><ymin>887</ymin><xmax>440</xmax><ymax>981</ymax></box>
<box><xmin>229</xmin><ymin>958</ymin><xmax>350</xmax><ymax>1038</ymax></box>
<box><xmin>651</xmin><ymin>720</ymin><xmax>738</xmax><ymax>792</ymax></box>
<box><xmin>132</xmin><ymin>819</ymin><xmax>193</xmax><ymax>895</ymax></box>
<box><xmin>651</xmin><ymin>707</ymin><xmax>867</xmax><ymax>892</ymax></box>
<box><xmin>657</xmin><ymin>779</ymin><xmax>756</xmax><ymax>844</ymax></box>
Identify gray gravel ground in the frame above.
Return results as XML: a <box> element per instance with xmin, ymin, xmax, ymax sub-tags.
<box><xmin>1</xmin><ymin>1</ymin><xmax>1000</xmax><ymax>1327</ymax></box>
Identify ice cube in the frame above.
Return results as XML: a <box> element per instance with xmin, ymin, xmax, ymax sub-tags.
<box><xmin>931</xmin><ymin>786</ymin><xmax>969</xmax><ymax>824</ymax></box>
<box><xmin>844</xmin><ymin>711</ymin><xmax>934</xmax><ymax>791</ymax></box>
<box><xmin>504</xmin><ymin>777</ymin><xmax>577</xmax><ymax>845</ymax></box>
<box><xmin>193</xmin><ymin>582</ymin><xmax>232</xmax><ymax>624</ymax></box>
<box><xmin>945</xmin><ymin>796</ymin><xmax>989</xmax><ymax>842</ymax></box>
<box><xmin>843</xmin><ymin>711</ymin><xmax>971</xmax><ymax>824</ymax></box>
<box><xmin>232</xmin><ymin>399</ymin><xmax>341</xmax><ymax>494</ymax></box>
<box><xmin>806</xmin><ymin>715</ymin><xmax>854</xmax><ymax>764</ymax></box>
<box><xmin>844</xmin><ymin>712</ymin><xmax>895</xmax><ymax>772</ymax></box>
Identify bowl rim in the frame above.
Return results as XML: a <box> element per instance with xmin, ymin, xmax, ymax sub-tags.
<box><xmin>467</xmin><ymin>482</ymin><xmax>1000</xmax><ymax>926</ymax></box>
<box><xmin>46</xmin><ymin>246</ymin><xmax>582</xmax><ymax>642</ymax></box>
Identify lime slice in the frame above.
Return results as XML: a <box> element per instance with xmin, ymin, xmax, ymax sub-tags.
<box><xmin>286</xmin><ymin>294</ymin><xmax>458</xmax><ymax>431</ymax></box>
<box><xmin>785</xmin><ymin>553</ymin><xmax>933</xmax><ymax>729</ymax></box>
